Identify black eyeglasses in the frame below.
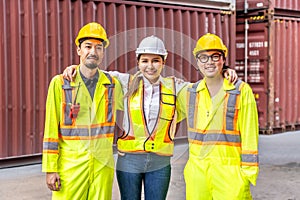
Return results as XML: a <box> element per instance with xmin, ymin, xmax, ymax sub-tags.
<box><xmin>197</xmin><ymin>53</ymin><xmax>223</xmax><ymax>63</ymax></box>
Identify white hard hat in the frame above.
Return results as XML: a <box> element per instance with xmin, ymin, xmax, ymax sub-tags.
<box><xmin>135</xmin><ymin>35</ymin><xmax>168</xmax><ymax>60</ymax></box>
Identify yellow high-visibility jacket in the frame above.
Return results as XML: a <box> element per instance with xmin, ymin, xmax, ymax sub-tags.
<box><xmin>117</xmin><ymin>77</ymin><xmax>178</xmax><ymax>156</ymax></box>
<box><xmin>184</xmin><ymin>78</ymin><xmax>259</xmax><ymax>200</ymax></box>
<box><xmin>42</xmin><ymin>68</ymin><xmax>123</xmax><ymax>172</ymax></box>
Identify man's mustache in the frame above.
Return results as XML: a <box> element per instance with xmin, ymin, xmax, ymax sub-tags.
<box><xmin>87</xmin><ymin>55</ymin><xmax>99</xmax><ymax>59</ymax></box>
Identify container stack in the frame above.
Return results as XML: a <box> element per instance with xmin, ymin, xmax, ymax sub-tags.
<box><xmin>235</xmin><ymin>0</ymin><xmax>300</xmax><ymax>134</ymax></box>
<box><xmin>0</xmin><ymin>0</ymin><xmax>235</xmax><ymax>159</ymax></box>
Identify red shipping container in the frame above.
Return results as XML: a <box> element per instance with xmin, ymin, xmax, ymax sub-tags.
<box><xmin>236</xmin><ymin>12</ymin><xmax>300</xmax><ymax>134</ymax></box>
<box><xmin>0</xmin><ymin>0</ymin><xmax>235</xmax><ymax>159</ymax></box>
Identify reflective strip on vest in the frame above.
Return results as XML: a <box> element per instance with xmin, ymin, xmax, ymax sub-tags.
<box><xmin>187</xmin><ymin>80</ymin><xmax>243</xmax><ymax>144</ymax></box>
<box><xmin>187</xmin><ymin>79</ymin><xmax>259</xmax><ymax>171</ymax></box>
<box><xmin>187</xmin><ymin>81</ymin><xmax>200</xmax><ymax>128</ymax></box>
<box><xmin>61</xmin><ymin>73</ymin><xmax>115</xmax><ymax>137</ymax></box>
<box><xmin>62</xmin><ymin>79</ymin><xmax>73</xmax><ymax>125</ymax></box>
<box><xmin>62</xmin><ymin>73</ymin><xmax>114</xmax><ymax>125</ymax></box>
<box><xmin>118</xmin><ymin>78</ymin><xmax>176</xmax><ymax>155</ymax></box>
<box><xmin>103</xmin><ymin>72</ymin><xmax>114</xmax><ymax>123</ymax></box>
<box><xmin>60</xmin><ymin>126</ymin><xmax>115</xmax><ymax>139</ymax></box>
<box><xmin>43</xmin><ymin>74</ymin><xmax>116</xmax><ymax>153</ymax></box>
<box><xmin>226</xmin><ymin>80</ymin><xmax>242</xmax><ymax>130</ymax></box>
<box><xmin>188</xmin><ymin>131</ymin><xmax>241</xmax><ymax>145</ymax></box>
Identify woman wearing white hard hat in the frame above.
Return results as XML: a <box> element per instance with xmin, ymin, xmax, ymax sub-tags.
<box><xmin>115</xmin><ymin>35</ymin><xmax>185</xmax><ymax>200</ymax></box>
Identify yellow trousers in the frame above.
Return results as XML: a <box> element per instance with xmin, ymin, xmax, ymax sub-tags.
<box><xmin>184</xmin><ymin>158</ymin><xmax>252</xmax><ymax>200</ymax></box>
<box><xmin>52</xmin><ymin>149</ymin><xmax>114</xmax><ymax>200</ymax></box>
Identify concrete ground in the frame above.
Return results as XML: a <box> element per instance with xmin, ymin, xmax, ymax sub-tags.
<box><xmin>0</xmin><ymin>131</ymin><xmax>300</xmax><ymax>200</ymax></box>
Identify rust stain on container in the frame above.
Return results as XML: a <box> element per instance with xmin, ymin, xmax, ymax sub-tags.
<box><xmin>0</xmin><ymin>0</ymin><xmax>235</xmax><ymax>159</ymax></box>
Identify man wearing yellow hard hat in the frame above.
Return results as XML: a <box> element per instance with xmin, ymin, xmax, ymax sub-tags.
<box><xmin>42</xmin><ymin>22</ymin><xmax>123</xmax><ymax>199</ymax></box>
<box><xmin>183</xmin><ymin>33</ymin><xmax>259</xmax><ymax>200</ymax></box>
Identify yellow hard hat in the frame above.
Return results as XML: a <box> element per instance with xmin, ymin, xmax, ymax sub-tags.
<box><xmin>75</xmin><ymin>22</ymin><xmax>109</xmax><ymax>48</ymax></box>
<box><xmin>193</xmin><ymin>33</ymin><xmax>227</xmax><ymax>58</ymax></box>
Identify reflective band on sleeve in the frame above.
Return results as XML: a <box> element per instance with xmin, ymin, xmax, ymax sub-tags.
<box><xmin>242</xmin><ymin>153</ymin><xmax>259</xmax><ymax>164</ymax></box>
<box><xmin>43</xmin><ymin>141</ymin><xmax>58</xmax><ymax>151</ymax></box>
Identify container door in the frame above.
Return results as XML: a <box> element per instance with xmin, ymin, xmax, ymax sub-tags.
<box><xmin>236</xmin><ymin>20</ymin><xmax>269</xmax><ymax>131</ymax></box>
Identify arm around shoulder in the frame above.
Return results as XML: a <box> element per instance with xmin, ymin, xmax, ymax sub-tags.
<box><xmin>113</xmin><ymin>77</ymin><xmax>124</xmax><ymax>111</ymax></box>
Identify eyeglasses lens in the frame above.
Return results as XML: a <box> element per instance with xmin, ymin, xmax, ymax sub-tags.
<box><xmin>198</xmin><ymin>53</ymin><xmax>221</xmax><ymax>63</ymax></box>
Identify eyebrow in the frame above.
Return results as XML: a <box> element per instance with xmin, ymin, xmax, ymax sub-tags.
<box><xmin>83</xmin><ymin>42</ymin><xmax>103</xmax><ymax>46</ymax></box>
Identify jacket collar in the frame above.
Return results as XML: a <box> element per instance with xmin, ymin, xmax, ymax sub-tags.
<box><xmin>196</xmin><ymin>77</ymin><xmax>236</xmax><ymax>92</ymax></box>
<box><xmin>73</xmin><ymin>65</ymin><xmax>112</xmax><ymax>85</ymax></box>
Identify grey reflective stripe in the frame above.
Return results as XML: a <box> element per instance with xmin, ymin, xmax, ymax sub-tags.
<box><xmin>226</xmin><ymin>80</ymin><xmax>242</xmax><ymax>130</ymax></box>
<box><xmin>242</xmin><ymin>153</ymin><xmax>259</xmax><ymax>163</ymax></box>
<box><xmin>189</xmin><ymin>131</ymin><xmax>241</xmax><ymax>144</ymax></box>
<box><xmin>188</xmin><ymin>80</ymin><xmax>243</xmax><ymax>133</ymax></box>
<box><xmin>103</xmin><ymin>72</ymin><xmax>114</xmax><ymax>122</ymax></box>
<box><xmin>60</xmin><ymin>126</ymin><xmax>115</xmax><ymax>137</ymax></box>
<box><xmin>187</xmin><ymin>81</ymin><xmax>200</xmax><ymax>128</ymax></box>
<box><xmin>62</xmin><ymin>79</ymin><xmax>73</xmax><ymax>125</ymax></box>
<box><xmin>43</xmin><ymin>142</ymin><xmax>58</xmax><ymax>151</ymax></box>
<box><xmin>62</xmin><ymin>72</ymin><xmax>115</xmax><ymax>125</ymax></box>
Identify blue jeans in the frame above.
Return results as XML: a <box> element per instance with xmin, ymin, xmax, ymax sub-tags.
<box><xmin>116</xmin><ymin>153</ymin><xmax>171</xmax><ymax>200</ymax></box>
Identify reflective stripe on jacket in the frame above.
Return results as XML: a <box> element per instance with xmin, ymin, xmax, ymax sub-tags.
<box><xmin>117</xmin><ymin>77</ymin><xmax>176</xmax><ymax>156</ymax></box>
<box><xmin>42</xmin><ymin>67</ymin><xmax>122</xmax><ymax>172</ymax></box>
<box><xmin>186</xmin><ymin>78</ymin><xmax>259</xmax><ymax>185</ymax></box>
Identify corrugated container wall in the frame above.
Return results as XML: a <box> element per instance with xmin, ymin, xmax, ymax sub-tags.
<box><xmin>235</xmin><ymin>1</ymin><xmax>300</xmax><ymax>134</ymax></box>
<box><xmin>0</xmin><ymin>0</ymin><xmax>236</xmax><ymax>159</ymax></box>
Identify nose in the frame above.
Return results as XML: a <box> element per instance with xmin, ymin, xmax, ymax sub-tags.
<box><xmin>90</xmin><ymin>47</ymin><xmax>96</xmax><ymax>53</ymax></box>
<box><xmin>149</xmin><ymin>61</ymin><xmax>156</xmax><ymax>68</ymax></box>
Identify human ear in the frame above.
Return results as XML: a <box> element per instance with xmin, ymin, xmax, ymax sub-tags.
<box><xmin>77</xmin><ymin>46</ymin><xmax>81</xmax><ymax>56</ymax></box>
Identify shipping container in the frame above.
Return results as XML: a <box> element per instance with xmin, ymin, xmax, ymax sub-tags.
<box><xmin>0</xmin><ymin>0</ymin><xmax>235</xmax><ymax>159</ymax></box>
<box><xmin>236</xmin><ymin>0</ymin><xmax>300</xmax><ymax>17</ymax></box>
<box><xmin>236</xmin><ymin>10</ymin><xmax>300</xmax><ymax>134</ymax></box>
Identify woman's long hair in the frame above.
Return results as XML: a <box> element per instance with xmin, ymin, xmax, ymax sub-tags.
<box><xmin>124</xmin><ymin>70</ymin><xmax>143</xmax><ymax>99</ymax></box>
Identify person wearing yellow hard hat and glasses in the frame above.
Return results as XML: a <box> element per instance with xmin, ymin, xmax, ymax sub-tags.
<box><xmin>182</xmin><ymin>33</ymin><xmax>259</xmax><ymax>200</ymax></box>
<box><xmin>42</xmin><ymin>22</ymin><xmax>123</xmax><ymax>200</ymax></box>
<box><xmin>63</xmin><ymin>34</ymin><xmax>238</xmax><ymax>200</ymax></box>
